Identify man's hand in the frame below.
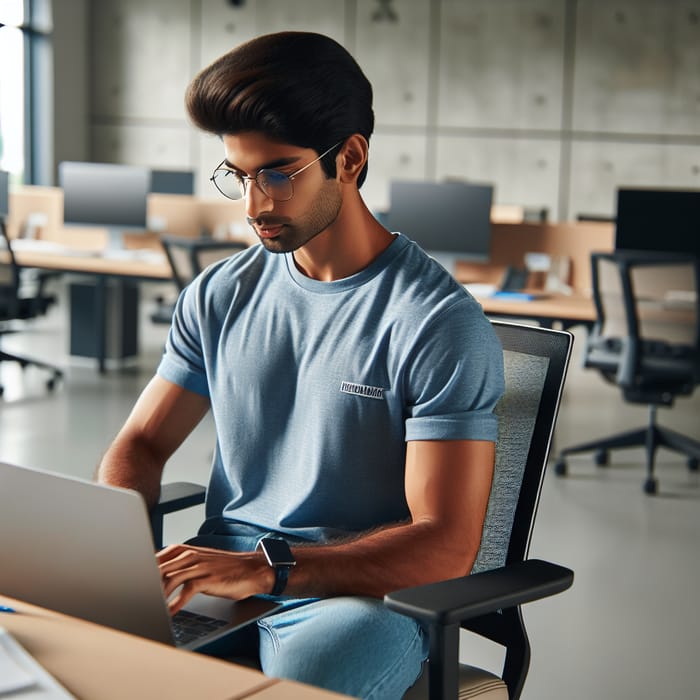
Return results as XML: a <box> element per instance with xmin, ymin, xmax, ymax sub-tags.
<box><xmin>157</xmin><ymin>544</ymin><xmax>273</xmax><ymax>614</ymax></box>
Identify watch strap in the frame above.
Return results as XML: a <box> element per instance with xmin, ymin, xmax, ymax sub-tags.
<box><xmin>270</xmin><ymin>564</ymin><xmax>291</xmax><ymax>596</ymax></box>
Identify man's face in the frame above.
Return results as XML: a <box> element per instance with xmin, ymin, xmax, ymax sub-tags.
<box><xmin>221</xmin><ymin>132</ymin><xmax>343</xmax><ymax>254</ymax></box>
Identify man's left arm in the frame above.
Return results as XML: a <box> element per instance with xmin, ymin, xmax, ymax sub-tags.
<box><xmin>158</xmin><ymin>438</ymin><xmax>494</xmax><ymax>611</ymax></box>
<box><xmin>289</xmin><ymin>438</ymin><xmax>495</xmax><ymax>596</ymax></box>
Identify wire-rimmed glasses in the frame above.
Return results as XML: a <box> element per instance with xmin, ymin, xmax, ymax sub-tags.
<box><xmin>210</xmin><ymin>141</ymin><xmax>342</xmax><ymax>202</ymax></box>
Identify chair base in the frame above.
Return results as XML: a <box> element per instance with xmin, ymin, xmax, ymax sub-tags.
<box><xmin>554</xmin><ymin>405</ymin><xmax>700</xmax><ymax>494</ymax></box>
<box><xmin>0</xmin><ymin>349</ymin><xmax>64</xmax><ymax>396</ymax></box>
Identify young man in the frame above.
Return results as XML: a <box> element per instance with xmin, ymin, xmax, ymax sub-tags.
<box><xmin>98</xmin><ymin>32</ymin><xmax>504</xmax><ymax>699</ymax></box>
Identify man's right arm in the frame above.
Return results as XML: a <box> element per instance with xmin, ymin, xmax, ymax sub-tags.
<box><xmin>97</xmin><ymin>376</ymin><xmax>211</xmax><ymax>508</ymax></box>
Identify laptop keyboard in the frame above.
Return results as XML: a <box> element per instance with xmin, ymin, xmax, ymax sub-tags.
<box><xmin>172</xmin><ymin>609</ymin><xmax>228</xmax><ymax>646</ymax></box>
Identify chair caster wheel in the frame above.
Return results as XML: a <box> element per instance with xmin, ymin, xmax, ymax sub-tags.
<box><xmin>554</xmin><ymin>459</ymin><xmax>567</xmax><ymax>477</ymax></box>
<box><xmin>594</xmin><ymin>449</ymin><xmax>609</xmax><ymax>466</ymax></box>
<box><xmin>643</xmin><ymin>477</ymin><xmax>658</xmax><ymax>495</ymax></box>
<box><xmin>688</xmin><ymin>457</ymin><xmax>699</xmax><ymax>472</ymax></box>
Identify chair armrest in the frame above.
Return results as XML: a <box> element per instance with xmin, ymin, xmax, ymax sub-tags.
<box><xmin>154</xmin><ymin>481</ymin><xmax>207</xmax><ymax>514</ymax></box>
<box><xmin>384</xmin><ymin>558</ymin><xmax>573</xmax><ymax>626</ymax></box>
<box><xmin>149</xmin><ymin>482</ymin><xmax>206</xmax><ymax>549</ymax></box>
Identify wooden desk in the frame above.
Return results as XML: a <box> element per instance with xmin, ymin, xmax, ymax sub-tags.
<box><xmin>12</xmin><ymin>246</ymin><xmax>172</xmax><ymax>281</ymax></box>
<box><xmin>455</xmin><ymin>220</ymin><xmax>614</xmax><ymax>290</ymax></box>
<box><xmin>0</xmin><ymin>595</ymin><xmax>350</xmax><ymax>700</ymax></box>
<box><xmin>452</xmin><ymin>219</ymin><xmax>612</xmax><ymax>329</ymax></box>
<box><xmin>13</xmin><ymin>244</ymin><xmax>174</xmax><ymax>372</ymax></box>
<box><xmin>477</xmin><ymin>292</ymin><xmax>596</xmax><ymax>329</ymax></box>
<box><xmin>13</xmin><ymin>217</ymin><xmax>607</xmax><ymax>366</ymax></box>
<box><xmin>486</xmin><ymin>220</ymin><xmax>615</xmax><ymax>295</ymax></box>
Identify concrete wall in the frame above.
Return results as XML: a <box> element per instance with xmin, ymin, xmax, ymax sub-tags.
<box><xmin>53</xmin><ymin>0</ymin><xmax>700</xmax><ymax>220</ymax></box>
<box><xmin>52</xmin><ymin>0</ymin><xmax>89</xmax><ymax>167</ymax></box>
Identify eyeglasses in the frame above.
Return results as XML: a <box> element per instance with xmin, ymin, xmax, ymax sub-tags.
<box><xmin>210</xmin><ymin>141</ymin><xmax>343</xmax><ymax>202</ymax></box>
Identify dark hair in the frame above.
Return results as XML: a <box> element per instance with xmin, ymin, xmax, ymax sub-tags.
<box><xmin>186</xmin><ymin>32</ymin><xmax>374</xmax><ymax>187</ymax></box>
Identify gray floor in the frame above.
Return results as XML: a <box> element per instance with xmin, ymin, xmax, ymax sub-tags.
<box><xmin>1</xmin><ymin>280</ymin><xmax>699</xmax><ymax>699</ymax></box>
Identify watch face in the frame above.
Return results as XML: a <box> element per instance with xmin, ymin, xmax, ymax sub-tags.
<box><xmin>260</xmin><ymin>538</ymin><xmax>296</xmax><ymax>566</ymax></box>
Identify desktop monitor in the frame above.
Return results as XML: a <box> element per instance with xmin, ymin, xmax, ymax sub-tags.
<box><xmin>386</xmin><ymin>180</ymin><xmax>493</xmax><ymax>271</ymax></box>
<box><xmin>59</xmin><ymin>161</ymin><xmax>150</xmax><ymax>234</ymax></box>
<box><xmin>0</xmin><ymin>170</ymin><xmax>8</xmax><ymax>219</ymax></box>
<box><xmin>150</xmin><ymin>169</ymin><xmax>195</xmax><ymax>195</ymax></box>
<box><xmin>615</xmin><ymin>187</ymin><xmax>700</xmax><ymax>259</ymax></box>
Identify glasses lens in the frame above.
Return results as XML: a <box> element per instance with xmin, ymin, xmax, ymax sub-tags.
<box><xmin>257</xmin><ymin>170</ymin><xmax>293</xmax><ymax>201</ymax></box>
<box><xmin>212</xmin><ymin>169</ymin><xmax>244</xmax><ymax>200</ymax></box>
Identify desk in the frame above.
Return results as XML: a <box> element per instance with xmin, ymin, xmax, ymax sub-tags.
<box><xmin>452</xmin><ymin>219</ymin><xmax>612</xmax><ymax>330</ymax></box>
<box><xmin>0</xmin><ymin>595</ymin><xmax>351</xmax><ymax>700</ymax></box>
<box><xmin>477</xmin><ymin>292</ymin><xmax>596</xmax><ymax>329</ymax></box>
<box><xmin>12</xmin><ymin>247</ymin><xmax>172</xmax><ymax>280</ymax></box>
<box><xmin>13</xmin><ymin>245</ymin><xmax>173</xmax><ymax>373</ymax></box>
<box><xmin>14</xmin><ymin>218</ymin><xmax>606</xmax><ymax>366</ymax></box>
<box><xmin>7</xmin><ymin>185</ymin><xmax>247</xmax><ymax>372</ymax></box>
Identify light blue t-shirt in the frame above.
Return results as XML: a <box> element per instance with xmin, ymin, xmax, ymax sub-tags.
<box><xmin>157</xmin><ymin>234</ymin><xmax>504</xmax><ymax>542</ymax></box>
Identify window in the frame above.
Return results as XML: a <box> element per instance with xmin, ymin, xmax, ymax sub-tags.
<box><xmin>0</xmin><ymin>0</ymin><xmax>25</xmax><ymax>183</ymax></box>
<box><xmin>0</xmin><ymin>0</ymin><xmax>52</xmax><ymax>185</ymax></box>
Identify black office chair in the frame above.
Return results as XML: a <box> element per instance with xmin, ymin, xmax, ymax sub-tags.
<box><xmin>0</xmin><ymin>219</ymin><xmax>64</xmax><ymax>397</ymax></box>
<box><xmin>150</xmin><ymin>235</ymin><xmax>247</xmax><ymax>324</ymax></box>
<box><xmin>149</xmin><ymin>321</ymin><xmax>575</xmax><ymax>700</ymax></box>
<box><xmin>387</xmin><ymin>321</ymin><xmax>574</xmax><ymax>700</ymax></box>
<box><xmin>554</xmin><ymin>250</ymin><xmax>700</xmax><ymax>495</ymax></box>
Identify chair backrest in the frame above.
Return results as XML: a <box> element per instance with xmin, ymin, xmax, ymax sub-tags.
<box><xmin>472</xmin><ymin>321</ymin><xmax>572</xmax><ymax>574</ymax></box>
<box><xmin>587</xmin><ymin>250</ymin><xmax>700</xmax><ymax>398</ymax></box>
<box><xmin>161</xmin><ymin>235</ymin><xmax>247</xmax><ymax>291</ymax></box>
<box><xmin>0</xmin><ymin>220</ymin><xmax>21</xmax><ymax>319</ymax></box>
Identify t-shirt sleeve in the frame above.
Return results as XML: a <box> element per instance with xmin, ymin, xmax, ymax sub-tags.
<box><xmin>156</xmin><ymin>279</ymin><xmax>211</xmax><ymax>397</ymax></box>
<box><xmin>403</xmin><ymin>299</ymin><xmax>504</xmax><ymax>443</ymax></box>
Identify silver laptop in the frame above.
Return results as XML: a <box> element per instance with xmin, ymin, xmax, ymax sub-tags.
<box><xmin>0</xmin><ymin>461</ymin><xmax>280</xmax><ymax>651</ymax></box>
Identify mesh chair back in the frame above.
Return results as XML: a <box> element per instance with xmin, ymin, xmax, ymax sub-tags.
<box><xmin>161</xmin><ymin>235</ymin><xmax>247</xmax><ymax>291</ymax></box>
<box><xmin>632</xmin><ymin>263</ymin><xmax>697</xmax><ymax>346</ymax></box>
<box><xmin>588</xmin><ymin>251</ymin><xmax>700</xmax><ymax>398</ymax></box>
<box><xmin>0</xmin><ymin>222</ymin><xmax>20</xmax><ymax>316</ymax></box>
<box><xmin>595</xmin><ymin>255</ymin><xmax>628</xmax><ymax>340</ymax></box>
<box><xmin>596</xmin><ymin>252</ymin><xmax>698</xmax><ymax>348</ymax></box>
<box><xmin>196</xmin><ymin>246</ymin><xmax>245</xmax><ymax>271</ymax></box>
<box><xmin>165</xmin><ymin>244</ymin><xmax>197</xmax><ymax>290</ymax></box>
<box><xmin>472</xmin><ymin>322</ymin><xmax>572</xmax><ymax>574</ymax></box>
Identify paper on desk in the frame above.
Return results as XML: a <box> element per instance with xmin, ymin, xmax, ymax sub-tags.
<box><xmin>0</xmin><ymin>627</ymin><xmax>35</xmax><ymax>694</ymax></box>
<box><xmin>463</xmin><ymin>283</ymin><xmax>497</xmax><ymax>297</ymax></box>
<box><xmin>0</xmin><ymin>627</ymin><xmax>76</xmax><ymax>699</ymax></box>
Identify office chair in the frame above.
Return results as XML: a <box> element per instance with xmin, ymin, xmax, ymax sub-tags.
<box><xmin>0</xmin><ymin>220</ymin><xmax>64</xmax><ymax>397</ymax></box>
<box><xmin>150</xmin><ymin>235</ymin><xmax>247</xmax><ymax>324</ymax></box>
<box><xmin>386</xmin><ymin>321</ymin><xmax>574</xmax><ymax>699</ymax></box>
<box><xmin>149</xmin><ymin>321</ymin><xmax>574</xmax><ymax>699</ymax></box>
<box><xmin>554</xmin><ymin>250</ymin><xmax>700</xmax><ymax>495</ymax></box>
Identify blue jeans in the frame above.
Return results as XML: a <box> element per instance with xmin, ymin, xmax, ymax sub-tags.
<box><xmin>188</xmin><ymin>530</ymin><xmax>428</xmax><ymax>699</ymax></box>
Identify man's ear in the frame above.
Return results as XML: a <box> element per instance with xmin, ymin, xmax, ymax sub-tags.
<box><xmin>337</xmin><ymin>134</ymin><xmax>368</xmax><ymax>185</ymax></box>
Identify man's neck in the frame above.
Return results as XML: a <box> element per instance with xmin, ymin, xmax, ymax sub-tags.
<box><xmin>293</xmin><ymin>197</ymin><xmax>395</xmax><ymax>282</ymax></box>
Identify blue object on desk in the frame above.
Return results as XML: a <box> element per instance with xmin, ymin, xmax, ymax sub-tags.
<box><xmin>0</xmin><ymin>606</ymin><xmax>17</xmax><ymax>614</ymax></box>
<box><xmin>492</xmin><ymin>291</ymin><xmax>540</xmax><ymax>301</ymax></box>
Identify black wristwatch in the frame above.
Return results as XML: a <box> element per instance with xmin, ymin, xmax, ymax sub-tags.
<box><xmin>257</xmin><ymin>537</ymin><xmax>296</xmax><ymax>596</ymax></box>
